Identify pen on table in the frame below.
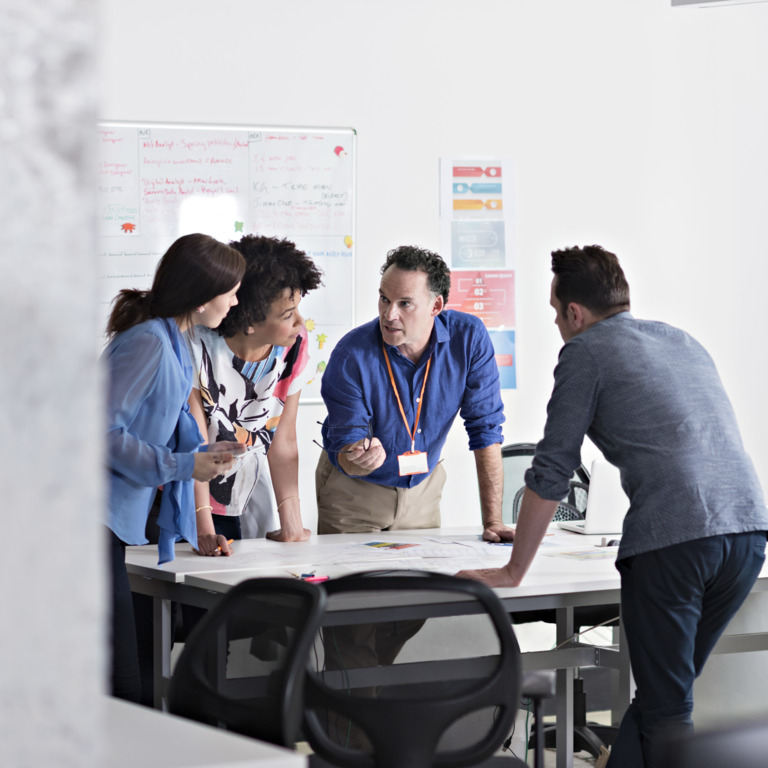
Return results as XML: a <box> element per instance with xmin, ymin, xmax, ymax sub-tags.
<box><xmin>215</xmin><ymin>539</ymin><xmax>235</xmax><ymax>553</ymax></box>
<box><xmin>288</xmin><ymin>571</ymin><xmax>329</xmax><ymax>582</ymax></box>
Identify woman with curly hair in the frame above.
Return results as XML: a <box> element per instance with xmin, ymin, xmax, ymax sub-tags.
<box><xmin>186</xmin><ymin>234</ymin><xmax>322</xmax><ymax>553</ymax></box>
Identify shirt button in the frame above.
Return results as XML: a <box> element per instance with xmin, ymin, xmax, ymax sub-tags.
<box><xmin>417</xmin><ymin>429</ymin><xmax>422</xmax><ymax>433</ymax></box>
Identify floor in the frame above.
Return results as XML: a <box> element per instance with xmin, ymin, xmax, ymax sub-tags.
<box><xmin>500</xmin><ymin>710</ymin><xmax>611</xmax><ymax>766</ymax></box>
<box><xmin>499</xmin><ymin>743</ymin><xmax>599</xmax><ymax>766</ymax></box>
<box><xmin>499</xmin><ymin>745</ymin><xmax>599</xmax><ymax>766</ymax></box>
<box><xmin>543</xmin><ymin>747</ymin><xmax>597</xmax><ymax>767</ymax></box>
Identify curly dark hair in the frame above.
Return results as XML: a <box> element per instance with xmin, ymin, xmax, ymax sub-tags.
<box><xmin>380</xmin><ymin>245</ymin><xmax>451</xmax><ymax>302</ymax></box>
<box><xmin>217</xmin><ymin>235</ymin><xmax>323</xmax><ymax>337</ymax></box>
<box><xmin>551</xmin><ymin>245</ymin><xmax>630</xmax><ymax>316</ymax></box>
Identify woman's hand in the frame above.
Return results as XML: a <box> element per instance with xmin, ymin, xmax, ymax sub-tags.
<box><xmin>193</xmin><ymin>451</ymin><xmax>235</xmax><ymax>481</ymax></box>
<box><xmin>266</xmin><ymin>525</ymin><xmax>311</xmax><ymax>542</ymax></box>
<box><xmin>195</xmin><ymin>533</ymin><xmax>234</xmax><ymax>557</ymax></box>
<box><xmin>207</xmin><ymin>441</ymin><xmax>245</xmax><ymax>457</ymax></box>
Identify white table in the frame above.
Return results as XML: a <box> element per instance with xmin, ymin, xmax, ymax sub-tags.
<box><xmin>106</xmin><ymin>696</ymin><xmax>306</xmax><ymax>768</ymax></box>
<box><xmin>127</xmin><ymin>527</ymin><xmax>624</xmax><ymax>768</ymax></box>
<box><xmin>126</xmin><ymin>527</ymin><xmax>768</xmax><ymax>768</ymax></box>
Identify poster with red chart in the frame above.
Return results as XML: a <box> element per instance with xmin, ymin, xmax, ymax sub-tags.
<box><xmin>440</xmin><ymin>158</ymin><xmax>517</xmax><ymax>388</ymax></box>
<box><xmin>446</xmin><ymin>270</ymin><xmax>516</xmax><ymax>329</ymax></box>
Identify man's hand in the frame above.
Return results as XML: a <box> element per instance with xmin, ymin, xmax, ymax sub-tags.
<box><xmin>455</xmin><ymin>564</ymin><xmax>520</xmax><ymax>588</ymax></box>
<box><xmin>339</xmin><ymin>437</ymin><xmax>386</xmax><ymax>475</ymax></box>
<box><xmin>482</xmin><ymin>521</ymin><xmax>515</xmax><ymax>543</ymax></box>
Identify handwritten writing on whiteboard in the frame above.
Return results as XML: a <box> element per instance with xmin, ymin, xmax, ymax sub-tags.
<box><xmin>97</xmin><ymin>123</ymin><xmax>356</xmax><ymax>403</ymax></box>
<box><xmin>248</xmin><ymin>134</ymin><xmax>352</xmax><ymax>236</ymax></box>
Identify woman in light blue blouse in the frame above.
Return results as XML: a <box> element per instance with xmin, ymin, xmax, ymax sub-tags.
<box><xmin>104</xmin><ymin>232</ymin><xmax>245</xmax><ymax>702</ymax></box>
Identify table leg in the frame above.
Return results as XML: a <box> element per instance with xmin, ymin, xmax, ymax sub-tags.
<box><xmin>555</xmin><ymin>606</ymin><xmax>575</xmax><ymax>768</ymax></box>
<box><xmin>152</xmin><ymin>596</ymin><xmax>172</xmax><ymax>710</ymax></box>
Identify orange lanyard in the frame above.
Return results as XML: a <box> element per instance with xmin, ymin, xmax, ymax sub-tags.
<box><xmin>381</xmin><ymin>343</ymin><xmax>432</xmax><ymax>453</ymax></box>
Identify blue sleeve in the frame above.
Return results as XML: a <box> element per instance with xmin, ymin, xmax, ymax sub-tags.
<box><xmin>525</xmin><ymin>340</ymin><xmax>598</xmax><ymax>500</ymax></box>
<box><xmin>320</xmin><ymin>345</ymin><xmax>374</xmax><ymax>471</ymax></box>
<box><xmin>459</xmin><ymin>322</ymin><xmax>505</xmax><ymax>450</ymax></box>
<box><xmin>105</xmin><ymin>330</ymin><xmax>195</xmax><ymax>486</ymax></box>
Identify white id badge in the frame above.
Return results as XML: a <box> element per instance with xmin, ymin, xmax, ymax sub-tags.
<box><xmin>398</xmin><ymin>451</ymin><xmax>429</xmax><ymax>476</ymax></box>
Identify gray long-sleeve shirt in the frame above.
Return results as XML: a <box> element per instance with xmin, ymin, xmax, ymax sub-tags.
<box><xmin>526</xmin><ymin>312</ymin><xmax>768</xmax><ymax>559</ymax></box>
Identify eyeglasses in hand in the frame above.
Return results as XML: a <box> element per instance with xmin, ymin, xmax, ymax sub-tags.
<box><xmin>313</xmin><ymin>421</ymin><xmax>373</xmax><ymax>453</ymax></box>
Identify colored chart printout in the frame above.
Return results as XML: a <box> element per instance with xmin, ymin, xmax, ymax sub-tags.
<box><xmin>97</xmin><ymin>123</ymin><xmax>356</xmax><ymax>402</ymax></box>
<box><xmin>439</xmin><ymin>158</ymin><xmax>516</xmax><ymax>270</ymax></box>
<box><xmin>489</xmin><ymin>330</ymin><xmax>516</xmax><ymax>389</ymax></box>
<box><xmin>447</xmin><ymin>271</ymin><xmax>516</xmax><ymax>329</ymax></box>
<box><xmin>440</xmin><ymin>158</ymin><xmax>517</xmax><ymax>388</ymax></box>
<box><xmin>450</xmin><ymin>221</ymin><xmax>506</xmax><ymax>268</ymax></box>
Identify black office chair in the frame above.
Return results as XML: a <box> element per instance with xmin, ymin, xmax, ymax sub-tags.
<box><xmin>501</xmin><ymin>442</ymin><xmax>589</xmax><ymax>525</ymax></box>
<box><xmin>303</xmin><ymin>571</ymin><xmax>554</xmax><ymax>768</ymax></box>
<box><xmin>662</xmin><ymin>718</ymin><xmax>768</xmax><ymax>768</ymax></box>
<box><xmin>500</xmin><ymin>442</ymin><xmax>620</xmax><ymax>757</ymax></box>
<box><xmin>168</xmin><ymin>577</ymin><xmax>326</xmax><ymax>748</ymax></box>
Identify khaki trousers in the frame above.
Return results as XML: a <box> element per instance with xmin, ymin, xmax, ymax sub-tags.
<box><xmin>315</xmin><ymin>450</ymin><xmax>445</xmax><ymax>534</ymax></box>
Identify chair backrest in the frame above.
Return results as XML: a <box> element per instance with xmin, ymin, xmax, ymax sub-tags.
<box><xmin>168</xmin><ymin>577</ymin><xmax>325</xmax><ymax>747</ymax></box>
<box><xmin>501</xmin><ymin>443</ymin><xmax>590</xmax><ymax>524</ymax></box>
<box><xmin>663</xmin><ymin>718</ymin><xmax>768</xmax><ymax>768</ymax></box>
<box><xmin>303</xmin><ymin>571</ymin><xmax>525</xmax><ymax>768</ymax></box>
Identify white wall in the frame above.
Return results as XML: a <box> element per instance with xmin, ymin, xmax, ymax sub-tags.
<box><xmin>98</xmin><ymin>0</ymin><xmax>768</xmax><ymax>727</ymax></box>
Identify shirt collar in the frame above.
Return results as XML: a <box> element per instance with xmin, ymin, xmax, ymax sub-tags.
<box><xmin>433</xmin><ymin>311</ymin><xmax>450</xmax><ymax>343</ymax></box>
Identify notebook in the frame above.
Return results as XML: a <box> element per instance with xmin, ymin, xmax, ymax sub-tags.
<box><xmin>557</xmin><ymin>459</ymin><xmax>629</xmax><ymax>535</ymax></box>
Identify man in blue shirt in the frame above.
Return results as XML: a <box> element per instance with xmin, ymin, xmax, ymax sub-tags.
<box><xmin>316</xmin><ymin>245</ymin><xmax>514</xmax><ymax>541</ymax></box>
<box><xmin>460</xmin><ymin>245</ymin><xmax>768</xmax><ymax>767</ymax></box>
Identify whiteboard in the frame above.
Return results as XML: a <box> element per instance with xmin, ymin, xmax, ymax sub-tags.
<box><xmin>97</xmin><ymin>121</ymin><xmax>356</xmax><ymax>402</ymax></box>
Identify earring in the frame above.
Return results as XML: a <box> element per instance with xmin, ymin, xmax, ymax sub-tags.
<box><xmin>196</xmin><ymin>307</ymin><xmax>205</xmax><ymax>314</ymax></box>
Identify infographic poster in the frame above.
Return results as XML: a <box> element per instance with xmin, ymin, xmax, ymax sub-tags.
<box><xmin>440</xmin><ymin>158</ymin><xmax>517</xmax><ymax>388</ymax></box>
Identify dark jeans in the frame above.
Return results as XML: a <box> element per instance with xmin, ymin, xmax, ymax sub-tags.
<box><xmin>608</xmin><ymin>531</ymin><xmax>766</xmax><ymax>768</ymax></box>
<box><xmin>109</xmin><ymin>528</ymin><xmax>141</xmax><ymax>702</ymax></box>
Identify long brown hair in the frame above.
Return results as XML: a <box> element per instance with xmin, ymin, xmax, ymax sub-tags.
<box><xmin>107</xmin><ymin>233</ymin><xmax>245</xmax><ymax>337</ymax></box>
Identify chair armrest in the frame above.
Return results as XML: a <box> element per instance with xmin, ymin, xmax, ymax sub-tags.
<box><xmin>521</xmin><ymin>670</ymin><xmax>556</xmax><ymax>701</ymax></box>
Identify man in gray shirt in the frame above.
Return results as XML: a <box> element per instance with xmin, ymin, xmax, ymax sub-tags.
<box><xmin>460</xmin><ymin>245</ymin><xmax>768</xmax><ymax>767</ymax></box>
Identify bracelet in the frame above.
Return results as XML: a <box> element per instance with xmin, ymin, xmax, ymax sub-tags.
<box><xmin>276</xmin><ymin>496</ymin><xmax>299</xmax><ymax>511</ymax></box>
<box><xmin>196</xmin><ymin>505</ymin><xmax>213</xmax><ymax>513</ymax></box>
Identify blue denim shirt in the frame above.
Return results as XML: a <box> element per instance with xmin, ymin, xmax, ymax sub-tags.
<box><xmin>104</xmin><ymin>317</ymin><xmax>202</xmax><ymax>561</ymax></box>
<box><xmin>526</xmin><ymin>312</ymin><xmax>768</xmax><ymax>559</ymax></box>
<box><xmin>321</xmin><ymin>310</ymin><xmax>504</xmax><ymax>488</ymax></box>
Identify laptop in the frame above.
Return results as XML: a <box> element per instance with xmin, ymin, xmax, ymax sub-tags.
<box><xmin>557</xmin><ymin>459</ymin><xmax>629</xmax><ymax>535</ymax></box>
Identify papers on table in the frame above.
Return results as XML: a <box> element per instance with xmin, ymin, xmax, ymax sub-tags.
<box><xmin>128</xmin><ymin>527</ymin><xmax>619</xmax><ymax>587</ymax></box>
<box><xmin>294</xmin><ymin>536</ymin><xmax>514</xmax><ymax>576</ymax></box>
